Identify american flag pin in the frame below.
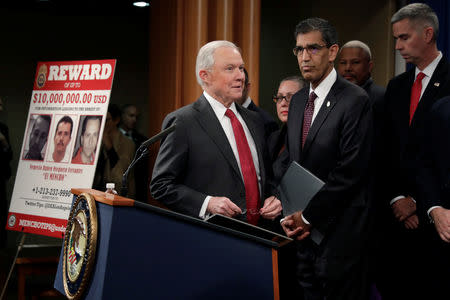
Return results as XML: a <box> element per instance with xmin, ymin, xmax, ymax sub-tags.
<box><xmin>327</xmin><ymin>101</ymin><xmax>330</xmax><ymax>107</ymax></box>
<box><xmin>434</xmin><ymin>82</ymin><xmax>440</xmax><ymax>87</ymax></box>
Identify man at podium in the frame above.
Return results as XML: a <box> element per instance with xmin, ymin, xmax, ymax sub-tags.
<box><xmin>150</xmin><ymin>40</ymin><xmax>282</xmax><ymax>228</ymax></box>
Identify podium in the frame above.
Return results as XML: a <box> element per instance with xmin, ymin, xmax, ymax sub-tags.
<box><xmin>54</xmin><ymin>189</ymin><xmax>292</xmax><ymax>300</ymax></box>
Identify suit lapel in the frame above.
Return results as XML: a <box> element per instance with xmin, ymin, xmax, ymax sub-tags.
<box><xmin>302</xmin><ymin>79</ymin><xmax>341</xmax><ymax>156</ymax></box>
<box><xmin>237</xmin><ymin>105</ymin><xmax>266</xmax><ymax>183</ymax></box>
<box><xmin>193</xmin><ymin>96</ymin><xmax>242</xmax><ymax>178</ymax></box>
<box><xmin>289</xmin><ymin>88</ymin><xmax>308</xmax><ymax>162</ymax></box>
<box><xmin>412</xmin><ymin>57</ymin><xmax>450</xmax><ymax>126</ymax></box>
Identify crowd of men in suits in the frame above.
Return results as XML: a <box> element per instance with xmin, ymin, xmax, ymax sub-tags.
<box><xmin>151</xmin><ymin>3</ymin><xmax>449</xmax><ymax>300</ymax></box>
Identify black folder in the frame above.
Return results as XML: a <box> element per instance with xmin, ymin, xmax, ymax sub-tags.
<box><xmin>278</xmin><ymin>161</ymin><xmax>325</xmax><ymax>244</ymax></box>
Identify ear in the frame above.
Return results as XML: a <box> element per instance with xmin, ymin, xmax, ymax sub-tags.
<box><xmin>329</xmin><ymin>44</ymin><xmax>339</xmax><ymax>62</ymax></box>
<box><xmin>424</xmin><ymin>26</ymin><xmax>434</xmax><ymax>43</ymax></box>
<box><xmin>368</xmin><ymin>61</ymin><xmax>374</xmax><ymax>73</ymax></box>
<box><xmin>199</xmin><ymin>69</ymin><xmax>209</xmax><ymax>85</ymax></box>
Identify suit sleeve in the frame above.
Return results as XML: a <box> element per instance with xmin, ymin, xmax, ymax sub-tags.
<box><xmin>150</xmin><ymin>113</ymin><xmax>208</xmax><ymax>217</ymax></box>
<box><xmin>303</xmin><ymin>93</ymin><xmax>373</xmax><ymax>233</ymax></box>
<box><xmin>416</xmin><ymin>101</ymin><xmax>449</xmax><ymax>218</ymax></box>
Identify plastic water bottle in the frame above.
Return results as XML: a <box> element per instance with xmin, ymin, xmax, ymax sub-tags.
<box><xmin>105</xmin><ymin>183</ymin><xmax>118</xmax><ymax>195</ymax></box>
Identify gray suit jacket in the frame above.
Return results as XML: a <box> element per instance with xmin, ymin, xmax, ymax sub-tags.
<box><xmin>150</xmin><ymin>95</ymin><xmax>274</xmax><ymax>223</ymax></box>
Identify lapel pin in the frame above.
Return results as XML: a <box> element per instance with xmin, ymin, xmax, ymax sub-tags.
<box><xmin>326</xmin><ymin>101</ymin><xmax>330</xmax><ymax>107</ymax></box>
<box><xmin>434</xmin><ymin>82</ymin><xmax>440</xmax><ymax>87</ymax></box>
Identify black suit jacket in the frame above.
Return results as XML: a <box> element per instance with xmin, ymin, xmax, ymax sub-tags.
<box><xmin>285</xmin><ymin>74</ymin><xmax>373</xmax><ymax>256</ymax></box>
<box><xmin>267</xmin><ymin>125</ymin><xmax>287</xmax><ymax>184</ymax></box>
<box><xmin>384</xmin><ymin>57</ymin><xmax>450</xmax><ymax>203</ymax></box>
<box><xmin>417</xmin><ymin>96</ymin><xmax>450</xmax><ymax>215</ymax></box>
<box><xmin>246</xmin><ymin>100</ymin><xmax>279</xmax><ymax>138</ymax></box>
<box><xmin>150</xmin><ymin>95</ymin><xmax>274</xmax><ymax>223</ymax></box>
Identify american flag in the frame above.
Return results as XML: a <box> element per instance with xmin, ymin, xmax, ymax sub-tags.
<box><xmin>68</xmin><ymin>247</ymin><xmax>77</xmax><ymax>264</ymax></box>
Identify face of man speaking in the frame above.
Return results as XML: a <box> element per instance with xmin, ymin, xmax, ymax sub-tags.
<box><xmin>80</xmin><ymin>118</ymin><xmax>100</xmax><ymax>163</ymax></box>
<box><xmin>28</xmin><ymin>116</ymin><xmax>50</xmax><ymax>159</ymax></box>
<box><xmin>52</xmin><ymin>121</ymin><xmax>72</xmax><ymax>162</ymax></box>
<box><xmin>200</xmin><ymin>46</ymin><xmax>245</xmax><ymax>107</ymax></box>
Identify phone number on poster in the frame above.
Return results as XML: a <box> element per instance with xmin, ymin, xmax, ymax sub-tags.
<box><xmin>32</xmin><ymin>187</ymin><xmax>72</xmax><ymax>197</ymax></box>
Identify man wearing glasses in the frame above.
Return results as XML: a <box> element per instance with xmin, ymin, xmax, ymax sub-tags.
<box><xmin>280</xmin><ymin>18</ymin><xmax>373</xmax><ymax>299</ymax></box>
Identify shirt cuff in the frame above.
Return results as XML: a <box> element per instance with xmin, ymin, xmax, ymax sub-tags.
<box><xmin>427</xmin><ymin>206</ymin><xmax>442</xmax><ymax>223</ymax></box>
<box><xmin>199</xmin><ymin>196</ymin><xmax>211</xmax><ymax>219</ymax></box>
<box><xmin>301</xmin><ymin>214</ymin><xmax>310</xmax><ymax>225</ymax></box>
<box><xmin>390</xmin><ymin>195</ymin><xmax>416</xmax><ymax>205</ymax></box>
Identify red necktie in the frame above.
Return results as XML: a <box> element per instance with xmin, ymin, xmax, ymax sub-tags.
<box><xmin>409</xmin><ymin>72</ymin><xmax>425</xmax><ymax>125</ymax></box>
<box><xmin>225</xmin><ymin>109</ymin><xmax>260</xmax><ymax>225</ymax></box>
<box><xmin>302</xmin><ymin>91</ymin><xmax>317</xmax><ymax>148</ymax></box>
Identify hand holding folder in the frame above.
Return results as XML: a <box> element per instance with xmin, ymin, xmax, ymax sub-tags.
<box><xmin>278</xmin><ymin>161</ymin><xmax>325</xmax><ymax>244</ymax></box>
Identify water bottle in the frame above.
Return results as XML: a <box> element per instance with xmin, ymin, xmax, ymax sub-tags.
<box><xmin>105</xmin><ymin>183</ymin><xmax>118</xmax><ymax>195</ymax></box>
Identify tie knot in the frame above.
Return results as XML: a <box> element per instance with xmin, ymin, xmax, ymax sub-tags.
<box><xmin>225</xmin><ymin>109</ymin><xmax>237</xmax><ymax>120</ymax></box>
<box><xmin>308</xmin><ymin>91</ymin><xmax>317</xmax><ymax>103</ymax></box>
<box><xmin>416</xmin><ymin>72</ymin><xmax>425</xmax><ymax>82</ymax></box>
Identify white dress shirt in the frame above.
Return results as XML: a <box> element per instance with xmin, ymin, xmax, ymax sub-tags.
<box><xmin>390</xmin><ymin>52</ymin><xmax>443</xmax><ymax>216</ymax></box>
<box><xmin>301</xmin><ymin>68</ymin><xmax>337</xmax><ymax>225</ymax></box>
<box><xmin>199</xmin><ymin>91</ymin><xmax>261</xmax><ymax>218</ymax></box>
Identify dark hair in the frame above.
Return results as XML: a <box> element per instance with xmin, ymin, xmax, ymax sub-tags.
<box><xmin>81</xmin><ymin>115</ymin><xmax>101</xmax><ymax>136</ymax></box>
<box><xmin>108</xmin><ymin>103</ymin><xmax>121</xmax><ymax>120</ymax></box>
<box><xmin>32</xmin><ymin>115</ymin><xmax>51</xmax><ymax>132</ymax></box>
<box><xmin>121</xmin><ymin>103</ymin><xmax>136</xmax><ymax>114</ymax></box>
<box><xmin>243</xmin><ymin>68</ymin><xmax>249</xmax><ymax>86</ymax></box>
<box><xmin>55</xmin><ymin>115</ymin><xmax>73</xmax><ymax>136</ymax></box>
<box><xmin>280</xmin><ymin>75</ymin><xmax>306</xmax><ymax>89</ymax></box>
<box><xmin>391</xmin><ymin>3</ymin><xmax>439</xmax><ymax>41</ymax></box>
<box><xmin>294</xmin><ymin>17</ymin><xmax>338</xmax><ymax>47</ymax></box>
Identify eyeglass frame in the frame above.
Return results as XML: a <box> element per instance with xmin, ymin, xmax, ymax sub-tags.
<box><xmin>273</xmin><ymin>94</ymin><xmax>295</xmax><ymax>104</ymax></box>
<box><xmin>293</xmin><ymin>43</ymin><xmax>328</xmax><ymax>56</ymax></box>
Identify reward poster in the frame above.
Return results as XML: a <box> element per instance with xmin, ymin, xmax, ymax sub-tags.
<box><xmin>6</xmin><ymin>59</ymin><xmax>116</xmax><ymax>238</ymax></box>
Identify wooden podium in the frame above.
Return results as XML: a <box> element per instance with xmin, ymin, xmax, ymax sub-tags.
<box><xmin>54</xmin><ymin>189</ymin><xmax>293</xmax><ymax>300</ymax></box>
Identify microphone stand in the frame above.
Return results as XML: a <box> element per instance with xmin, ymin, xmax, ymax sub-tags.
<box><xmin>120</xmin><ymin>124</ymin><xmax>176</xmax><ymax>197</ymax></box>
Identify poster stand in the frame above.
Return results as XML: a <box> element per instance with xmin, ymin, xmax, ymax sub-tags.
<box><xmin>0</xmin><ymin>233</ymin><xmax>26</xmax><ymax>300</ymax></box>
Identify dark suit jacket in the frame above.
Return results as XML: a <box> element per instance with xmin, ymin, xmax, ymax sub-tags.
<box><xmin>267</xmin><ymin>125</ymin><xmax>287</xmax><ymax>184</ymax></box>
<box><xmin>417</xmin><ymin>96</ymin><xmax>450</xmax><ymax>215</ymax></box>
<box><xmin>150</xmin><ymin>95</ymin><xmax>274</xmax><ymax>224</ymax></box>
<box><xmin>246</xmin><ymin>100</ymin><xmax>279</xmax><ymax>138</ymax></box>
<box><xmin>285</xmin><ymin>75</ymin><xmax>373</xmax><ymax>258</ymax></box>
<box><xmin>383</xmin><ymin>57</ymin><xmax>450</xmax><ymax>203</ymax></box>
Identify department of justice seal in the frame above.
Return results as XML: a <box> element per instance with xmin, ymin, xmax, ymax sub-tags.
<box><xmin>36</xmin><ymin>64</ymin><xmax>47</xmax><ymax>88</ymax></box>
<box><xmin>7</xmin><ymin>214</ymin><xmax>16</xmax><ymax>227</ymax></box>
<box><xmin>63</xmin><ymin>193</ymin><xmax>98</xmax><ymax>300</ymax></box>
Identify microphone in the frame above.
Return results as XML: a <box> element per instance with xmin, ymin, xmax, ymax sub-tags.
<box><xmin>136</xmin><ymin>124</ymin><xmax>177</xmax><ymax>152</ymax></box>
<box><xmin>120</xmin><ymin>124</ymin><xmax>176</xmax><ymax>197</ymax></box>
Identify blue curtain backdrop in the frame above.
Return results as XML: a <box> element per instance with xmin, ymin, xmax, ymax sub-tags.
<box><xmin>418</xmin><ymin>0</ymin><xmax>450</xmax><ymax>59</ymax></box>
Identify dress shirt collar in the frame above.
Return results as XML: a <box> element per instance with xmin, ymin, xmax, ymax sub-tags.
<box><xmin>119</xmin><ymin>127</ymin><xmax>130</xmax><ymax>136</ymax></box>
<box><xmin>242</xmin><ymin>97</ymin><xmax>252</xmax><ymax>108</ymax></box>
<box><xmin>309</xmin><ymin>68</ymin><xmax>337</xmax><ymax>99</ymax></box>
<box><xmin>203</xmin><ymin>91</ymin><xmax>239</xmax><ymax>120</ymax></box>
<box><xmin>416</xmin><ymin>51</ymin><xmax>442</xmax><ymax>79</ymax></box>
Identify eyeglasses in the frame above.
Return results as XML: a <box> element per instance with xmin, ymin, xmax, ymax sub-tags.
<box><xmin>273</xmin><ymin>94</ymin><xmax>294</xmax><ymax>104</ymax></box>
<box><xmin>241</xmin><ymin>208</ymin><xmax>260</xmax><ymax>216</ymax></box>
<box><xmin>293</xmin><ymin>44</ymin><xmax>327</xmax><ymax>56</ymax></box>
